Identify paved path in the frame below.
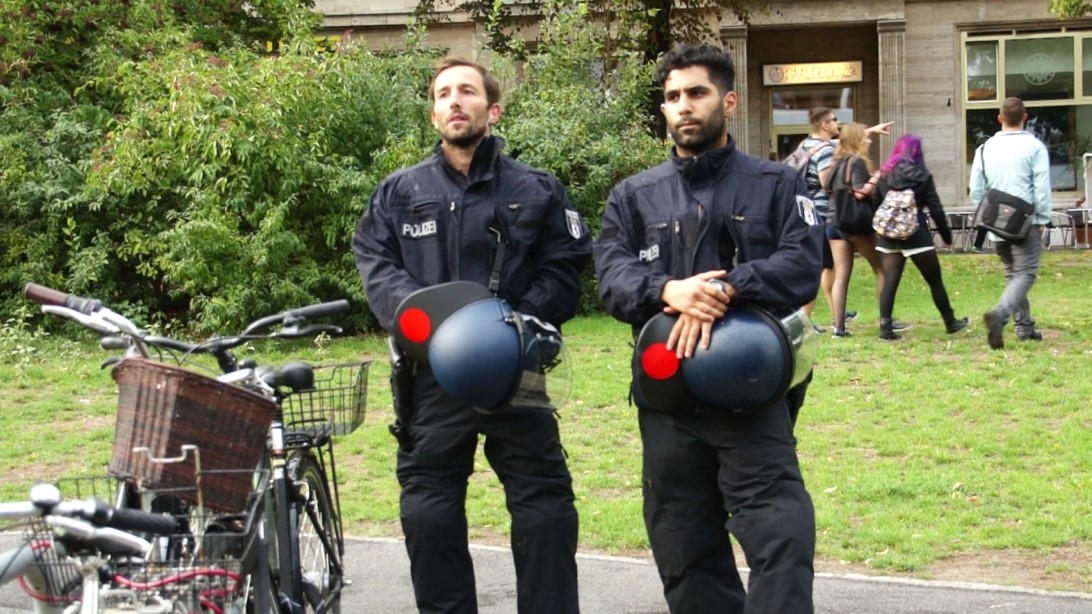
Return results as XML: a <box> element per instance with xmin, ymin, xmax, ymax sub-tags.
<box><xmin>1</xmin><ymin>535</ymin><xmax>1089</xmax><ymax>613</ymax></box>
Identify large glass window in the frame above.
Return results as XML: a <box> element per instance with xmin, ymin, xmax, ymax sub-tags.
<box><xmin>963</xmin><ymin>33</ymin><xmax>1092</xmax><ymax>194</ymax></box>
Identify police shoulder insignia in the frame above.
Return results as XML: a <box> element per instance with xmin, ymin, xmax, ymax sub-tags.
<box><xmin>795</xmin><ymin>195</ymin><xmax>820</xmax><ymax>226</ymax></box>
<box><xmin>565</xmin><ymin>209</ymin><xmax>583</xmax><ymax>239</ymax></box>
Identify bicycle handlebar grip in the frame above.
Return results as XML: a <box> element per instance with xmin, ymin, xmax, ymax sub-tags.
<box><xmin>287</xmin><ymin>299</ymin><xmax>350</xmax><ymax>321</ymax></box>
<box><xmin>23</xmin><ymin>283</ymin><xmax>102</xmax><ymax>315</ymax></box>
<box><xmin>87</xmin><ymin>498</ymin><xmax>178</xmax><ymax>536</ymax></box>
<box><xmin>100</xmin><ymin>336</ymin><xmax>130</xmax><ymax>350</ymax></box>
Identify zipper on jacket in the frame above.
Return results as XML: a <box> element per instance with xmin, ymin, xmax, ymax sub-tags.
<box><xmin>726</xmin><ymin>215</ymin><xmax>746</xmax><ymax>264</ymax></box>
<box><xmin>448</xmin><ymin>200</ymin><xmax>459</xmax><ymax>280</ymax></box>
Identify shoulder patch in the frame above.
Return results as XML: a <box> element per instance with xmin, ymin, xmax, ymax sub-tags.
<box><xmin>796</xmin><ymin>195</ymin><xmax>820</xmax><ymax>226</ymax></box>
<box><xmin>565</xmin><ymin>209</ymin><xmax>583</xmax><ymax>239</ymax></box>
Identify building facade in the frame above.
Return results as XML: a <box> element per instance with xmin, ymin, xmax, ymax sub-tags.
<box><xmin>316</xmin><ymin>0</ymin><xmax>1092</xmax><ymax>209</ymax></box>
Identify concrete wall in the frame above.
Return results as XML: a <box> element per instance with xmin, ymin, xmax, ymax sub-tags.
<box><xmin>903</xmin><ymin>0</ymin><xmax>1057</xmax><ymax>207</ymax></box>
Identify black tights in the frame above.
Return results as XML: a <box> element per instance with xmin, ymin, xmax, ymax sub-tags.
<box><xmin>879</xmin><ymin>250</ymin><xmax>954</xmax><ymax>321</ymax></box>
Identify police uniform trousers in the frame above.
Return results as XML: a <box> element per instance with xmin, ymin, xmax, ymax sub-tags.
<box><xmin>638</xmin><ymin>398</ymin><xmax>815</xmax><ymax>614</ymax></box>
<box><xmin>396</xmin><ymin>366</ymin><xmax>580</xmax><ymax>614</ymax></box>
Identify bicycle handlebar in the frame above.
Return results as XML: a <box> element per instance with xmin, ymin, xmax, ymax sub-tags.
<box><xmin>242</xmin><ymin>299</ymin><xmax>350</xmax><ymax>336</ymax></box>
<box><xmin>23</xmin><ymin>283</ymin><xmax>102</xmax><ymax>315</ymax></box>
<box><xmin>0</xmin><ymin>484</ymin><xmax>177</xmax><ymax>579</ymax></box>
<box><xmin>26</xmin><ymin>282</ymin><xmax>351</xmax><ymax>371</ymax></box>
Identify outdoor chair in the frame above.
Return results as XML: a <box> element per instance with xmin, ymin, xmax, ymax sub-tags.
<box><xmin>1044</xmin><ymin>211</ymin><xmax>1076</xmax><ymax>249</ymax></box>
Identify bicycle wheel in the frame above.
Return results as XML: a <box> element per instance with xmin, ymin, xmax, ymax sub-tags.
<box><xmin>286</xmin><ymin>452</ymin><xmax>343</xmax><ymax>614</ymax></box>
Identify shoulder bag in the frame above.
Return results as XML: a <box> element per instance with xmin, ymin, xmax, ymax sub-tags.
<box><xmin>971</xmin><ymin>145</ymin><xmax>1035</xmax><ymax>243</ymax></box>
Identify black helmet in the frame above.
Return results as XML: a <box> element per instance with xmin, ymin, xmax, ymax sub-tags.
<box><xmin>634</xmin><ymin>306</ymin><xmax>817</xmax><ymax>414</ymax></box>
<box><xmin>394</xmin><ymin>282</ymin><xmax>569</xmax><ymax>413</ymax></box>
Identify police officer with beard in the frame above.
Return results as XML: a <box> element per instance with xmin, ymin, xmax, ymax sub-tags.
<box><xmin>353</xmin><ymin>57</ymin><xmax>590</xmax><ymax>614</ymax></box>
<box><xmin>594</xmin><ymin>44</ymin><xmax>821</xmax><ymax>613</ymax></box>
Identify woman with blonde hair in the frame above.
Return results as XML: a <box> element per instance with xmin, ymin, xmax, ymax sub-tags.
<box><xmin>826</xmin><ymin>122</ymin><xmax>885</xmax><ymax>336</ymax></box>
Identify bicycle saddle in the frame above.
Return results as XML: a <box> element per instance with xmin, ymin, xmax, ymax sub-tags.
<box><xmin>258</xmin><ymin>361</ymin><xmax>315</xmax><ymax>392</ymax></box>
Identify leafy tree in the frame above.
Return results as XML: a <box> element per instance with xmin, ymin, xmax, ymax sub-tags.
<box><xmin>414</xmin><ymin>0</ymin><xmax>770</xmax><ymax>63</ymax></box>
<box><xmin>496</xmin><ymin>3</ymin><xmax>667</xmax><ymax>310</ymax></box>
<box><xmin>1048</xmin><ymin>0</ymin><xmax>1092</xmax><ymax>18</ymax></box>
<box><xmin>1</xmin><ymin>0</ymin><xmax>677</xmax><ymax>331</ymax></box>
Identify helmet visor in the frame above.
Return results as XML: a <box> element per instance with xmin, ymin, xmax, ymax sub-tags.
<box><xmin>507</xmin><ymin>313</ymin><xmax>572</xmax><ymax>411</ymax></box>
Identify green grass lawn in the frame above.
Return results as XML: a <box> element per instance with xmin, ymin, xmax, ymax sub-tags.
<box><xmin>1</xmin><ymin>249</ymin><xmax>1089</xmax><ymax>590</ymax></box>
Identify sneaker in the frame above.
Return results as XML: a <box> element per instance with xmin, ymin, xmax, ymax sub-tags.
<box><xmin>983</xmin><ymin>310</ymin><xmax>1005</xmax><ymax>350</ymax></box>
<box><xmin>832</xmin><ymin>329</ymin><xmax>852</xmax><ymax>338</ymax></box>
<box><xmin>945</xmin><ymin>317</ymin><xmax>969</xmax><ymax>335</ymax></box>
<box><xmin>1017</xmin><ymin>330</ymin><xmax>1042</xmax><ymax>342</ymax></box>
<box><xmin>891</xmin><ymin>320</ymin><xmax>912</xmax><ymax>332</ymax></box>
<box><xmin>813</xmin><ymin>323</ymin><xmax>827</xmax><ymax>334</ymax></box>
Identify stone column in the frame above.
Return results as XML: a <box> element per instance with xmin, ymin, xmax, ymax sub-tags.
<box><xmin>877</xmin><ymin>20</ymin><xmax>906</xmax><ymax>163</ymax></box>
<box><xmin>721</xmin><ymin>25</ymin><xmax>750</xmax><ymax>155</ymax></box>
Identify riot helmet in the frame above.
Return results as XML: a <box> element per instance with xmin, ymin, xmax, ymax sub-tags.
<box><xmin>393</xmin><ymin>282</ymin><xmax>570</xmax><ymax>413</ymax></box>
<box><xmin>634</xmin><ymin>306</ymin><xmax>817</xmax><ymax>414</ymax></box>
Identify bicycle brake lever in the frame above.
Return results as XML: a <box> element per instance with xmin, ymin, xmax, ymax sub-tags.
<box><xmin>100</xmin><ymin>356</ymin><xmax>123</xmax><ymax>369</ymax></box>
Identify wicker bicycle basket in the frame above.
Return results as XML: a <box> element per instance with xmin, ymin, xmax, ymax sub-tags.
<box><xmin>109</xmin><ymin>358</ymin><xmax>276</xmax><ymax>512</ymax></box>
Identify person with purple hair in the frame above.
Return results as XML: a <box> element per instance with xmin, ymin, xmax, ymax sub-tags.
<box><xmin>873</xmin><ymin>135</ymin><xmax>968</xmax><ymax>340</ymax></box>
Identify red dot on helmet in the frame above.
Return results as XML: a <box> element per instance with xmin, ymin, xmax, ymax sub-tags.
<box><xmin>399</xmin><ymin>307</ymin><xmax>431</xmax><ymax>343</ymax></box>
<box><xmin>641</xmin><ymin>342</ymin><xmax>679</xmax><ymax>380</ymax></box>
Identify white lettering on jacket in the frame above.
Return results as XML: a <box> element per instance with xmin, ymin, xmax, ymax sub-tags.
<box><xmin>402</xmin><ymin>220</ymin><xmax>438</xmax><ymax>238</ymax></box>
<box><xmin>639</xmin><ymin>244</ymin><xmax>660</xmax><ymax>263</ymax></box>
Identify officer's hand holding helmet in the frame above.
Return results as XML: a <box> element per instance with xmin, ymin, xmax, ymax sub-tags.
<box><xmin>635</xmin><ymin>294</ymin><xmax>817</xmax><ymax>414</ymax></box>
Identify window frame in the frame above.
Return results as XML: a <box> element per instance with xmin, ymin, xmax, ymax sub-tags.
<box><xmin>961</xmin><ymin>28</ymin><xmax>1092</xmax><ymax>198</ymax></box>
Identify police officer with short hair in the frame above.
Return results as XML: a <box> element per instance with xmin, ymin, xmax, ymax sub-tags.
<box><xmin>353</xmin><ymin>57</ymin><xmax>590</xmax><ymax>614</ymax></box>
<box><xmin>594</xmin><ymin>44</ymin><xmax>821</xmax><ymax>613</ymax></box>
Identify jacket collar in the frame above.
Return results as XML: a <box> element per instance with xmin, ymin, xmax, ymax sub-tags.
<box><xmin>434</xmin><ymin>136</ymin><xmax>505</xmax><ymax>183</ymax></box>
<box><xmin>670</xmin><ymin>136</ymin><xmax>735</xmax><ymax>182</ymax></box>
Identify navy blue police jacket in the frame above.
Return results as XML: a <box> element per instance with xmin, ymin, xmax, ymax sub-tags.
<box><xmin>594</xmin><ymin>138</ymin><xmax>822</xmax><ymax>333</ymax></box>
<box><xmin>353</xmin><ymin>136</ymin><xmax>592</xmax><ymax>332</ymax></box>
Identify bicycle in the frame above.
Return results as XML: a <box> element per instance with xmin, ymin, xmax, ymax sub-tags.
<box><xmin>23</xmin><ymin>283</ymin><xmax>369</xmax><ymax>614</ymax></box>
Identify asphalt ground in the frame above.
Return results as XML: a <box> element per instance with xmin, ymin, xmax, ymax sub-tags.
<box><xmin>2</xmin><ymin>534</ymin><xmax>1090</xmax><ymax>613</ymax></box>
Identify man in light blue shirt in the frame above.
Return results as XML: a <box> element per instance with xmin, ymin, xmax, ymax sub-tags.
<box><xmin>969</xmin><ymin>96</ymin><xmax>1052</xmax><ymax>349</ymax></box>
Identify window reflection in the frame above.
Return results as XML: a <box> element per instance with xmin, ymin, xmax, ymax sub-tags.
<box><xmin>1005</xmin><ymin>37</ymin><xmax>1074</xmax><ymax>101</ymax></box>
<box><xmin>771</xmin><ymin>87</ymin><xmax>855</xmax><ymax>126</ymax></box>
<box><xmin>966</xmin><ymin>42</ymin><xmax>998</xmax><ymax>101</ymax></box>
<box><xmin>966</xmin><ymin>105</ymin><xmax>1092</xmax><ymax>192</ymax></box>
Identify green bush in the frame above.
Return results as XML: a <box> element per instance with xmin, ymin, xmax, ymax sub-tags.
<box><xmin>85</xmin><ymin>39</ymin><xmax>438</xmax><ymax>332</ymax></box>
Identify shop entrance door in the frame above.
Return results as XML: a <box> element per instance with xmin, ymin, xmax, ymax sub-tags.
<box><xmin>769</xmin><ymin>85</ymin><xmax>857</xmax><ymax>159</ymax></box>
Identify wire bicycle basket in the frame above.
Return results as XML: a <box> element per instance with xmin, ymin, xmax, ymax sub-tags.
<box><xmin>281</xmin><ymin>361</ymin><xmax>370</xmax><ymax>438</ymax></box>
<box><xmin>21</xmin><ymin>474</ymin><xmax>267</xmax><ymax>612</ymax></box>
<box><xmin>109</xmin><ymin>358</ymin><xmax>276</xmax><ymax>513</ymax></box>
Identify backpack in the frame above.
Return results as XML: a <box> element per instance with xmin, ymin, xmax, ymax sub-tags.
<box><xmin>781</xmin><ymin>141</ymin><xmax>825</xmax><ymax>176</ymax></box>
<box><xmin>872</xmin><ymin>188</ymin><xmax>919</xmax><ymax>240</ymax></box>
